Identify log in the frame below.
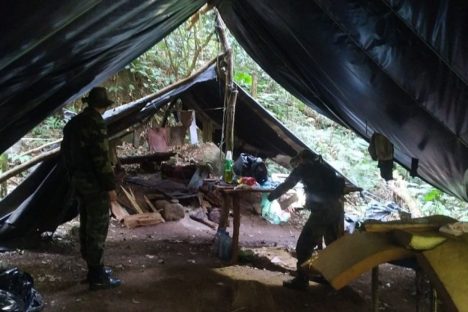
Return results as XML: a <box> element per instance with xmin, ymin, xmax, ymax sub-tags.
<box><xmin>111</xmin><ymin>201</ymin><xmax>130</xmax><ymax>222</ymax></box>
<box><xmin>0</xmin><ymin>147</ymin><xmax>59</xmax><ymax>184</ymax></box>
<box><xmin>189</xmin><ymin>207</ymin><xmax>217</xmax><ymax>229</ymax></box>
<box><xmin>388</xmin><ymin>180</ymin><xmax>422</xmax><ymax>218</ymax></box>
<box><xmin>123</xmin><ymin>212</ymin><xmax>165</xmax><ymax>229</ymax></box>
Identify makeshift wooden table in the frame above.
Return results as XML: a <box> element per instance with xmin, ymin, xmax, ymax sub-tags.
<box><xmin>215</xmin><ymin>184</ymin><xmax>274</xmax><ymax>264</ymax></box>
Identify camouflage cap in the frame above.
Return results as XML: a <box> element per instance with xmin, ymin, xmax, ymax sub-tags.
<box><xmin>83</xmin><ymin>87</ymin><xmax>114</xmax><ymax>108</ymax></box>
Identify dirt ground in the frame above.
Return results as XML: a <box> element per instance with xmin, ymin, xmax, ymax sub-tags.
<box><xmin>0</xmin><ymin>209</ymin><xmax>432</xmax><ymax>312</ymax></box>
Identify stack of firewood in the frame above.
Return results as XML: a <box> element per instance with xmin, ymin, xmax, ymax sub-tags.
<box><xmin>112</xmin><ymin>185</ymin><xmax>166</xmax><ymax>229</ymax></box>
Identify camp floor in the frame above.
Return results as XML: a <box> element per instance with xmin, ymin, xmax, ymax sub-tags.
<box><xmin>0</xmin><ymin>212</ymin><xmax>432</xmax><ymax>312</ymax></box>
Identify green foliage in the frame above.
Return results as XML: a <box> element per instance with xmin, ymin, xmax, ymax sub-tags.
<box><xmin>423</xmin><ymin>188</ymin><xmax>442</xmax><ymax>202</ymax></box>
<box><xmin>234</xmin><ymin>71</ymin><xmax>252</xmax><ymax>87</ymax></box>
<box><xmin>0</xmin><ymin>154</ymin><xmax>7</xmax><ymax>172</ymax></box>
<box><xmin>9</xmin><ymin>154</ymin><xmax>31</xmax><ymax>164</ymax></box>
<box><xmin>31</xmin><ymin>115</ymin><xmax>65</xmax><ymax>137</ymax></box>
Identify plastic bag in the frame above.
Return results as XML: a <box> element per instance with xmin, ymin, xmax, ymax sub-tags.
<box><xmin>212</xmin><ymin>229</ymin><xmax>232</xmax><ymax>261</ymax></box>
<box><xmin>0</xmin><ymin>268</ymin><xmax>43</xmax><ymax>312</ymax></box>
<box><xmin>260</xmin><ymin>194</ymin><xmax>290</xmax><ymax>224</ymax></box>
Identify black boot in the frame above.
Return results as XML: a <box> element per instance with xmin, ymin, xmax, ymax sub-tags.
<box><xmin>81</xmin><ymin>266</ymin><xmax>113</xmax><ymax>284</ymax></box>
<box><xmin>282</xmin><ymin>276</ymin><xmax>309</xmax><ymax>291</ymax></box>
<box><xmin>88</xmin><ymin>266</ymin><xmax>121</xmax><ymax>291</ymax></box>
<box><xmin>309</xmin><ymin>274</ymin><xmax>329</xmax><ymax>285</ymax></box>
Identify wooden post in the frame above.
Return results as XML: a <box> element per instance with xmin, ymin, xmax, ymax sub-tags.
<box><xmin>225</xmin><ymin>90</ymin><xmax>238</xmax><ymax>154</ymax></box>
<box><xmin>251</xmin><ymin>72</ymin><xmax>258</xmax><ymax>98</ymax></box>
<box><xmin>372</xmin><ymin>266</ymin><xmax>379</xmax><ymax>312</ymax></box>
<box><xmin>215</xmin><ymin>9</ymin><xmax>238</xmax><ymax>154</ymax></box>
<box><xmin>231</xmin><ymin>193</ymin><xmax>241</xmax><ymax>264</ymax></box>
<box><xmin>0</xmin><ymin>154</ymin><xmax>8</xmax><ymax>197</ymax></box>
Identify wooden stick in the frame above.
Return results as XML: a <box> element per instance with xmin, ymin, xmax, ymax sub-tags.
<box><xmin>0</xmin><ymin>147</ymin><xmax>59</xmax><ymax>184</ymax></box>
<box><xmin>19</xmin><ymin>138</ymin><xmax>62</xmax><ymax>157</ymax></box>
<box><xmin>144</xmin><ymin>195</ymin><xmax>158</xmax><ymax>212</ymax></box>
<box><xmin>121</xmin><ymin>186</ymin><xmax>144</xmax><ymax>214</ymax></box>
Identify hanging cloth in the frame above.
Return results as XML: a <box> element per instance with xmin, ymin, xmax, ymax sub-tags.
<box><xmin>368</xmin><ymin>133</ymin><xmax>394</xmax><ymax>181</ymax></box>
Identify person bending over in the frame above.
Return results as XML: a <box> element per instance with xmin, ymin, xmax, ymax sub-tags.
<box><xmin>268</xmin><ymin>149</ymin><xmax>344</xmax><ymax>290</ymax></box>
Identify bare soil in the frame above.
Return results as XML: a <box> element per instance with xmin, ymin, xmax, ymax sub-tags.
<box><xmin>0</xmin><ymin>209</ymin><xmax>431</xmax><ymax>312</ymax></box>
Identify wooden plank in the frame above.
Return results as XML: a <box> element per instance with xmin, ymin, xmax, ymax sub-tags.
<box><xmin>121</xmin><ymin>186</ymin><xmax>144</xmax><ymax>214</ymax></box>
<box><xmin>417</xmin><ymin>235</ymin><xmax>468</xmax><ymax>312</ymax></box>
<box><xmin>392</xmin><ymin>229</ymin><xmax>447</xmax><ymax>250</ymax></box>
<box><xmin>303</xmin><ymin>232</ymin><xmax>414</xmax><ymax>290</ymax></box>
<box><xmin>144</xmin><ymin>195</ymin><xmax>158</xmax><ymax>212</ymax></box>
<box><xmin>364</xmin><ymin>215</ymin><xmax>457</xmax><ymax>233</ymax></box>
<box><xmin>110</xmin><ymin>201</ymin><xmax>129</xmax><ymax>222</ymax></box>
<box><xmin>123</xmin><ymin>212</ymin><xmax>165</xmax><ymax>229</ymax></box>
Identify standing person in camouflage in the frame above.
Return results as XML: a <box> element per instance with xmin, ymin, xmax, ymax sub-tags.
<box><xmin>268</xmin><ymin>149</ymin><xmax>345</xmax><ymax>290</ymax></box>
<box><xmin>61</xmin><ymin>87</ymin><xmax>121</xmax><ymax>290</ymax></box>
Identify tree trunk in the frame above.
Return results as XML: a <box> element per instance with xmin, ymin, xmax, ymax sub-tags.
<box><xmin>251</xmin><ymin>72</ymin><xmax>258</xmax><ymax>98</ymax></box>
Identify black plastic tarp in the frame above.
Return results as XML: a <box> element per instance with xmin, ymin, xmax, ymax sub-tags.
<box><xmin>0</xmin><ymin>62</ymin><xmax>310</xmax><ymax>242</ymax></box>
<box><xmin>0</xmin><ymin>0</ymin><xmax>467</xmax><ymax>240</ymax></box>
<box><xmin>217</xmin><ymin>0</ymin><xmax>468</xmax><ymax>201</ymax></box>
<box><xmin>0</xmin><ymin>0</ymin><xmax>206</xmax><ymax>155</ymax></box>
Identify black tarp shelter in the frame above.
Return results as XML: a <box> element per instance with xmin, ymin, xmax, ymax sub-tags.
<box><xmin>1</xmin><ymin>0</ymin><xmax>468</xmax><ymax>240</ymax></box>
<box><xmin>0</xmin><ymin>61</ymin><xmax>310</xmax><ymax>242</ymax></box>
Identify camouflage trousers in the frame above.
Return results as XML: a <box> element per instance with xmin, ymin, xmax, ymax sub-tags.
<box><xmin>295</xmin><ymin>198</ymin><xmax>344</xmax><ymax>280</ymax></box>
<box><xmin>75</xmin><ymin>188</ymin><xmax>110</xmax><ymax>268</ymax></box>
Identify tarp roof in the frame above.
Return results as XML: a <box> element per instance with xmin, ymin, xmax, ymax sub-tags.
<box><xmin>217</xmin><ymin>0</ymin><xmax>468</xmax><ymax>201</ymax></box>
<box><xmin>0</xmin><ymin>61</ymin><xmax>311</xmax><ymax>242</ymax></box>
<box><xmin>0</xmin><ymin>0</ymin><xmax>467</xmax><ymax>205</ymax></box>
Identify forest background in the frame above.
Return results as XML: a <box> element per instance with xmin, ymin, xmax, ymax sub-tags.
<box><xmin>1</xmin><ymin>9</ymin><xmax>466</xmax><ymax>221</ymax></box>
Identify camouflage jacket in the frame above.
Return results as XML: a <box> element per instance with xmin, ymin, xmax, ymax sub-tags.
<box><xmin>61</xmin><ymin>107</ymin><xmax>115</xmax><ymax>192</ymax></box>
<box><xmin>268</xmin><ymin>160</ymin><xmax>344</xmax><ymax>205</ymax></box>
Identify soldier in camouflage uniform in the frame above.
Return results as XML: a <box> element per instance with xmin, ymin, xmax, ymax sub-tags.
<box><xmin>268</xmin><ymin>149</ymin><xmax>345</xmax><ymax>290</ymax></box>
<box><xmin>61</xmin><ymin>87</ymin><xmax>121</xmax><ymax>290</ymax></box>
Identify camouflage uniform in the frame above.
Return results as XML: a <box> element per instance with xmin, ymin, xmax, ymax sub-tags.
<box><xmin>61</xmin><ymin>107</ymin><xmax>115</xmax><ymax>269</ymax></box>
<box><xmin>268</xmin><ymin>158</ymin><xmax>344</xmax><ymax>282</ymax></box>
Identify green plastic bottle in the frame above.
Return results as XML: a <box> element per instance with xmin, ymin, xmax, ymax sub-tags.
<box><xmin>223</xmin><ymin>151</ymin><xmax>233</xmax><ymax>183</ymax></box>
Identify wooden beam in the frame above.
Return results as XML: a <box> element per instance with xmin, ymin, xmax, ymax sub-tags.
<box><xmin>0</xmin><ymin>147</ymin><xmax>59</xmax><ymax>184</ymax></box>
<box><xmin>19</xmin><ymin>138</ymin><xmax>62</xmax><ymax>157</ymax></box>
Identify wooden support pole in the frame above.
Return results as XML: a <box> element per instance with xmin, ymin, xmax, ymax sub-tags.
<box><xmin>372</xmin><ymin>266</ymin><xmax>379</xmax><ymax>312</ymax></box>
<box><xmin>19</xmin><ymin>138</ymin><xmax>62</xmax><ymax>157</ymax></box>
<box><xmin>215</xmin><ymin>9</ymin><xmax>237</xmax><ymax>154</ymax></box>
<box><xmin>0</xmin><ymin>154</ymin><xmax>8</xmax><ymax>197</ymax></box>
<box><xmin>230</xmin><ymin>194</ymin><xmax>241</xmax><ymax>264</ymax></box>
<box><xmin>225</xmin><ymin>89</ymin><xmax>238</xmax><ymax>153</ymax></box>
<box><xmin>0</xmin><ymin>147</ymin><xmax>59</xmax><ymax>184</ymax></box>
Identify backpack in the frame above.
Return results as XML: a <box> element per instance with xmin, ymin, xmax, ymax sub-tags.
<box><xmin>232</xmin><ymin>153</ymin><xmax>268</xmax><ymax>184</ymax></box>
